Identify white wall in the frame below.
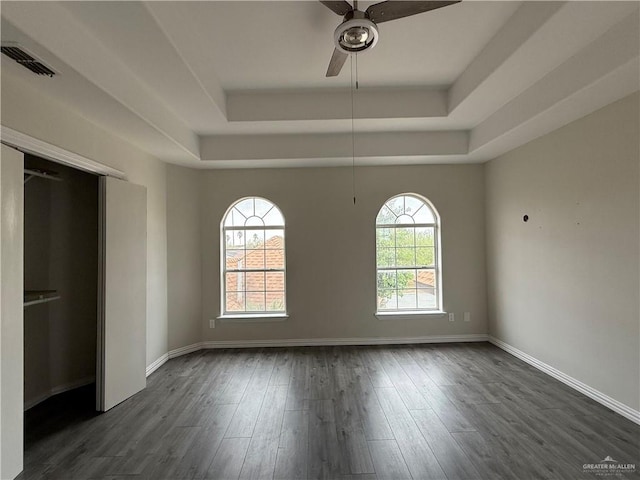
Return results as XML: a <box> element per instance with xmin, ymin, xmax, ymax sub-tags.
<box><xmin>1</xmin><ymin>73</ymin><xmax>168</xmax><ymax>368</ymax></box>
<box><xmin>166</xmin><ymin>164</ymin><xmax>202</xmax><ymax>351</ymax></box>
<box><xmin>485</xmin><ymin>92</ymin><xmax>640</xmax><ymax>411</ymax></box>
<box><xmin>197</xmin><ymin>164</ymin><xmax>487</xmax><ymax>343</ymax></box>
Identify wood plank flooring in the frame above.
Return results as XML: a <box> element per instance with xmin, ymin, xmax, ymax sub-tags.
<box><xmin>18</xmin><ymin>343</ymin><xmax>640</xmax><ymax>480</ymax></box>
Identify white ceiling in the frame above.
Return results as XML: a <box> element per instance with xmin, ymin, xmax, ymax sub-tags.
<box><xmin>1</xmin><ymin>1</ymin><xmax>639</xmax><ymax>168</ymax></box>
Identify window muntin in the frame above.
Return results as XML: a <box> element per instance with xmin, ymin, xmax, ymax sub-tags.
<box><xmin>376</xmin><ymin>194</ymin><xmax>441</xmax><ymax>312</ymax></box>
<box><xmin>222</xmin><ymin>197</ymin><xmax>286</xmax><ymax>315</ymax></box>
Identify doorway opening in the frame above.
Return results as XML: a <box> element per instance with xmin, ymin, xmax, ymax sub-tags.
<box><xmin>23</xmin><ymin>153</ymin><xmax>100</xmax><ymax>450</ymax></box>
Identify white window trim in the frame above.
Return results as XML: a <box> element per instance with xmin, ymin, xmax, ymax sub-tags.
<box><xmin>374</xmin><ymin>193</ymin><xmax>443</xmax><ymax>315</ymax></box>
<box><xmin>375</xmin><ymin>311</ymin><xmax>446</xmax><ymax>319</ymax></box>
<box><xmin>220</xmin><ymin>197</ymin><xmax>287</xmax><ymax>316</ymax></box>
<box><xmin>217</xmin><ymin>313</ymin><xmax>289</xmax><ymax>323</ymax></box>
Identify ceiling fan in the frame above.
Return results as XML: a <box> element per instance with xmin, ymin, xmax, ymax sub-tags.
<box><xmin>321</xmin><ymin>0</ymin><xmax>461</xmax><ymax>77</ymax></box>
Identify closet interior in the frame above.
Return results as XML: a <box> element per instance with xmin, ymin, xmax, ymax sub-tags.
<box><xmin>23</xmin><ymin>154</ymin><xmax>99</xmax><ymax>435</ymax></box>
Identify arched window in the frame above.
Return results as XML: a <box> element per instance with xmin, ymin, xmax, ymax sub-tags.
<box><xmin>375</xmin><ymin>194</ymin><xmax>441</xmax><ymax>312</ymax></box>
<box><xmin>222</xmin><ymin>197</ymin><xmax>286</xmax><ymax>315</ymax></box>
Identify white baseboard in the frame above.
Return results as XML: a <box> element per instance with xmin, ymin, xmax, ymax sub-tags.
<box><xmin>201</xmin><ymin>334</ymin><xmax>488</xmax><ymax>349</ymax></box>
<box><xmin>169</xmin><ymin>342</ymin><xmax>205</xmax><ymax>358</ymax></box>
<box><xmin>24</xmin><ymin>376</ymin><xmax>95</xmax><ymax>411</ymax></box>
<box><xmin>162</xmin><ymin>334</ymin><xmax>486</xmax><ymax>358</ymax></box>
<box><xmin>488</xmin><ymin>336</ymin><xmax>640</xmax><ymax>425</ymax></box>
<box><xmin>146</xmin><ymin>343</ymin><xmax>208</xmax><ymax>377</ymax></box>
<box><xmin>146</xmin><ymin>353</ymin><xmax>169</xmax><ymax>377</ymax></box>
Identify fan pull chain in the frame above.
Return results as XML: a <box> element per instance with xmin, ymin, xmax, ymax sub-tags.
<box><xmin>350</xmin><ymin>53</ymin><xmax>357</xmax><ymax>205</ymax></box>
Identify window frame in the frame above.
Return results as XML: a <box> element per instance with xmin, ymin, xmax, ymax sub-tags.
<box><xmin>375</xmin><ymin>193</ymin><xmax>443</xmax><ymax>315</ymax></box>
<box><xmin>220</xmin><ymin>196</ymin><xmax>287</xmax><ymax>318</ymax></box>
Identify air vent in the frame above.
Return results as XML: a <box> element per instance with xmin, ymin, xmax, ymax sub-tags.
<box><xmin>1</xmin><ymin>44</ymin><xmax>56</xmax><ymax>77</ymax></box>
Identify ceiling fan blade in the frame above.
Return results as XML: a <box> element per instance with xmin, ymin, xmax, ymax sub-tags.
<box><xmin>365</xmin><ymin>1</ymin><xmax>460</xmax><ymax>24</ymax></box>
<box><xmin>320</xmin><ymin>0</ymin><xmax>352</xmax><ymax>16</ymax></box>
<box><xmin>326</xmin><ymin>48</ymin><xmax>348</xmax><ymax>77</ymax></box>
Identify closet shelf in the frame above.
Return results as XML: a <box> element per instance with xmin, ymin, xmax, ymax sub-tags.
<box><xmin>24</xmin><ymin>290</ymin><xmax>61</xmax><ymax>308</ymax></box>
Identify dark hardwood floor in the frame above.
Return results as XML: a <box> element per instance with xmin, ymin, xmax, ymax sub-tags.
<box><xmin>18</xmin><ymin>342</ymin><xmax>640</xmax><ymax>480</ymax></box>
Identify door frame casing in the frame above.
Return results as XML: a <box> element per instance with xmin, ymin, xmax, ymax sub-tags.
<box><xmin>0</xmin><ymin>144</ymin><xmax>25</xmax><ymax>480</ymax></box>
<box><xmin>1</xmin><ymin>126</ymin><xmax>126</xmax><ymax>179</ymax></box>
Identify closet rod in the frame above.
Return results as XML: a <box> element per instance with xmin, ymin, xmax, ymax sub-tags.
<box><xmin>24</xmin><ymin>168</ymin><xmax>62</xmax><ymax>184</ymax></box>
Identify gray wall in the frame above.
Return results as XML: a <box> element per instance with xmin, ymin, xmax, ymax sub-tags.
<box><xmin>167</xmin><ymin>165</ymin><xmax>202</xmax><ymax>351</ymax></box>
<box><xmin>192</xmin><ymin>164</ymin><xmax>487</xmax><ymax>342</ymax></box>
<box><xmin>23</xmin><ymin>156</ymin><xmax>98</xmax><ymax>408</ymax></box>
<box><xmin>485</xmin><ymin>92</ymin><xmax>640</xmax><ymax>411</ymax></box>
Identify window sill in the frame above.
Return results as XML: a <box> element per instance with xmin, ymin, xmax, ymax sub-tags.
<box><xmin>217</xmin><ymin>314</ymin><xmax>289</xmax><ymax>323</ymax></box>
<box><xmin>375</xmin><ymin>310</ymin><xmax>446</xmax><ymax>319</ymax></box>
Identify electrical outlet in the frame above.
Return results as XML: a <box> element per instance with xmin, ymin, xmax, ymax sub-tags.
<box><xmin>464</xmin><ymin>312</ymin><xmax>471</xmax><ymax>322</ymax></box>
<box><xmin>448</xmin><ymin>313</ymin><xmax>455</xmax><ymax>322</ymax></box>
<box><xmin>209</xmin><ymin>319</ymin><xmax>216</xmax><ymax>329</ymax></box>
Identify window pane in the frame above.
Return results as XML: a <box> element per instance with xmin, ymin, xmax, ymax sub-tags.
<box><xmin>397</xmin><ymin>269</ymin><xmax>417</xmax><ymax>289</ymax></box>
<box><xmin>244</xmin><ymin>250</ymin><xmax>265</xmax><ymax>270</ymax></box>
<box><xmin>225</xmin><ymin>249</ymin><xmax>244</xmax><ymax>269</ymax></box>
<box><xmin>226</xmin><ymin>292</ymin><xmax>245</xmax><ymax>312</ymax></box>
<box><xmin>266</xmin><ymin>291</ymin><xmax>285</xmax><ymax>311</ymax></box>
<box><xmin>396</xmin><ymin>214</ymin><xmax>413</xmax><ymax>224</ymax></box>
<box><xmin>377</xmin><ymin>271</ymin><xmax>397</xmax><ymax>290</ymax></box>
<box><xmin>377</xmin><ymin>289</ymin><xmax>397</xmax><ymax>310</ymax></box>
<box><xmin>416</xmin><ymin>247</ymin><xmax>435</xmax><ymax>267</ymax></box>
<box><xmin>377</xmin><ymin>247</ymin><xmax>395</xmax><ymax>268</ymax></box>
<box><xmin>246</xmin><ymin>230</ymin><xmax>265</xmax><ymax>248</ymax></box>
<box><xmin>232</xmin><ymin>207</ymin><xmax>248</xmax><ymax>227</ymax></box>
<box><xmin>397</xmin><ymin>289</ymin><xmax>417</xmax><ymax>309</ymax></box>
<box><xmin>413</xmin><ymin>204</ymin><xmax>435</xmax><ymax>224</ymax></box>
<box><xmin>265</xmin><ymin>229</ymin><xmax>284</xmax><ymax>248</ymax></box>
<box><xmin>376</xmin><ymin>205</ymin><xmax>396</xmax><ymax>224</ymax></box>
<box><xmin>245</xmin><ymin>216</ymin><xmax>264</xmax><ymax>227</ymax></box>
<box><xmin>386</xmin><ymin>197</ymin><xmax>404</xmax><ymax>216</ymax></box>
<box><xmin>254</xmin><ymin>198</ymin><xmax>274</xmax><ymax>217</ymax></box>
<box><xmin>227</xmin><ymin>230</ymin><xmax>246</xmax><ymax>247</ymax></box>
<box><xmin>266</xmin><ymin>272</ymin><xmax>285</xmax><ymax>291</ymax></box>
<box><xmin>417</xmin><ymin>288</ymin><xmax>437</xmax><ymax>309</ymax></box>
<box><xmin>246</xmin><ymin>292</ymin><xmax>266</xmax><ymax>311</ymax></box>
<box><xmin>266</xmin><ymin>249</ymin><xmax>285</xmax><ymax>269</ymax></box>
<box><xmin>236</xmin><ymin>199</ymin><xmax>254</xmax><ymax>218</ymax></box>
<box><xmin>246</xmin><ymin>272</ymin><xmax>265</xmax><ymax>291</ymax></box>
<box><xmin>263</xmin><ymin>207</ymin><xmax>284</xmax><ymax>226</ymax></box>
<box><xmin>415</xmin><ymin>227</ymin><xmax>434</xmax><ymax>246</ymax></box>
<box><xmin>225</xmin><ymin>232</ymin><xmax>239</xmax><ymax>248</ymax></box>
<box><xmin>376</xmin><ymin>227</ymin><xmax>395</xmax><ymax>247</ymax></box>
<box><xmin>415</xmin><ymin>269</ymin><xmax>436</xmax><ymax>289</ymax></box>
<box><xmin>396</xmin><ymin>248</ymin><xmax>415</xmax><ymax>267</ymax></box>
<box><xmin>225</xmin><ymin>272</ymin><xmax>243</xmax><ymax>292</ymax></box>
<box><xmin>404</xmin><ymin>196</ymin><xmax>424</xmax><ymax>216</ymax></box>
<box><xmin>396</xmin><ymin>227</ymin><xmax>415</xmax><ymax>247</ymax></box>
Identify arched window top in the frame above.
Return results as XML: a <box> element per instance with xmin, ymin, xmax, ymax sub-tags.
<box><xmin>376</xmin><ymin>193</ymin><xmax>438</xmax><ymax>226</ymax></box>
<box><xmin>224</xmin><ymin>197</ymin><xmax>284</xmax><ymax>228</ymax></box>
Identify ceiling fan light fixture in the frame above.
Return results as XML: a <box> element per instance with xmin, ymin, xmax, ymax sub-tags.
<box><xmin>334</xmin><ymin>18</ymin><xmax>379</xmax><ymax>54</ymax></box>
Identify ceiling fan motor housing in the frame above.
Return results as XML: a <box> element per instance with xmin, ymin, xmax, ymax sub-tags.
<box><xmin>334</xmin><ymin>10</ymin><xmax>379</xmax><ymax>54</ymax></box>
